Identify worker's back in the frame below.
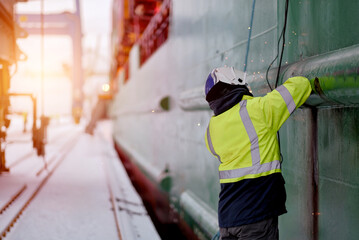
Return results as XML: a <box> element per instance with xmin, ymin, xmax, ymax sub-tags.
<box><xmin>205</xmin><ymin>76</ymin><xmax>312</xmax><ymax>227</ymax></box>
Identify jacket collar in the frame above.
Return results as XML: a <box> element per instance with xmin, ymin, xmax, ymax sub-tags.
<box><xmin>209</xmin><ymin>88</ymin><xmax>253</xmax><ymax>116</ymax></box>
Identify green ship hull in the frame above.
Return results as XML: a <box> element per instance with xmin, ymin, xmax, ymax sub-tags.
<box><xmin>110</xmin><ymin>1</ymin><xmax>359</xmax><ymax>239</ymax></box>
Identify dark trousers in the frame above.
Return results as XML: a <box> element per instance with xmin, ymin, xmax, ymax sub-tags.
<box><xmin>219</xmin><ymin>217</ymin><xmax>279</xmax><ymax>240</ymax></box>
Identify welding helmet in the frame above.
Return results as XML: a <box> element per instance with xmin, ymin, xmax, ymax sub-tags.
<box><xmin>205</xmin><ymin>66</ymin><xmax>248</xmax><ymax>100</ymax></box>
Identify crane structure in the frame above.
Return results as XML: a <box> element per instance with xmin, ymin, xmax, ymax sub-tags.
<box><xmin>16</xmin><ymin>0</ymin><xmax>84</xmax><ymax>124</ymax></box>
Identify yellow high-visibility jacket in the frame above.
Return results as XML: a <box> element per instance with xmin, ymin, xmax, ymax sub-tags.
<box><xmin>206</xmin><ymin>76</ymin><xmax>312</xmax><ymax>184</ymax></box>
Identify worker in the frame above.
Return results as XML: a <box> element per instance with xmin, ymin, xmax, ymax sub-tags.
<box><xmin>204</xmin><ymin>66</ymin><xmax>312</xmax><ymax>240</ymax></box>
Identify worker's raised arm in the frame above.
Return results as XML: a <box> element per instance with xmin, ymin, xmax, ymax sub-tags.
<box><xmin>261</xmin><ymin>76</ymin><xmax>312</xmax><ymax>131</ymax></box>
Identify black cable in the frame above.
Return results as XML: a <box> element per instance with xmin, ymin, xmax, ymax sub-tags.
<box><xmin>265</xmin><ymin>0</ymin><xmax>290</xmax><ymax>163</ymax></box>
<box><xmin>265</xmin><ymin>0</ymin><xmax>290</xmax><ymax>91</ymax></box>
<box><xmin>265</xmin><ymin>25</ymin><xmax>284</xmax><ymax>91</ymax></box>
<box><xmin>275</xmin><ymin>0</ymin><xmax>290</xmax><ymax>88</ymax></box>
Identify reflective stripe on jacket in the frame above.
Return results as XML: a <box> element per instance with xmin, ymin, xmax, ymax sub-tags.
<box><xmin>205</xmin><ymin>76</ymin><xmax>312</xmax><ymax>184</ymax></box>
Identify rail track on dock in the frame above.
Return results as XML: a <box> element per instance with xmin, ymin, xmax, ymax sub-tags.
<box><xmin>0</xmin><ymin>130</ymin><xmax>81</xmax><ymax>240</ymax></box>
<box><xmin>0</xmin><ymin>121</ymin><xmax>160</xmax><ymax>240</ymax></box>
<box><xmin>99</xmin><ymin>131</ymin><xmax>161</xmax><ymax>240</ymax></box>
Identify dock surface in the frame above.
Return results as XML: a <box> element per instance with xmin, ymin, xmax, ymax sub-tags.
<box><xmin>0</xmin><ymin>118</ymin><xmax>160</xmax><ymax>240</ymax></box>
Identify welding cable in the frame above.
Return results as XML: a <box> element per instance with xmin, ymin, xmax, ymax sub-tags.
<box><xmin>277</xmin><ymin>0</ymin><xmax>290</xmax><ymax>164</ymax></box>
<box><xmin>266</xmin><ymin>0</ymin><xmax>290</xmax><ymax>90</ymax></box>
<box><xmin>265</xmin><ymin>0</ymin><xmax>290</xmax><ymax>163</ymax></box>
<box><xmin>275</xmin><ymin>0</ymin><xmax>290</xmax><ymax>88</ymax></box>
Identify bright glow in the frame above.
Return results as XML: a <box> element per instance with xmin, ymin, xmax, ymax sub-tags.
<box><xmin>102</xmin><ymin>83</ymin><xmax>110</xmax><ymax>92</ymax></box>
<box><xmin>10</xmin><ymin>36</ymin><xmax>73</xmax><ymax>116</ymax></box>
<box><xmin>12</xmin><ymin>0</ymin><xmax>112</xmax><ymax>118</ymax></box>
<box><xmin>18</xmin><ymin>15</ymin><xmax>28</xmax><ymax>22</ymax></box>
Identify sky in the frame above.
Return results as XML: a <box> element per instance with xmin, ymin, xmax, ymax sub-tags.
<box><xmin>11</xmin><ymin>0</ymin><xmax>112</xmax><ymax>117</ymax></box>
